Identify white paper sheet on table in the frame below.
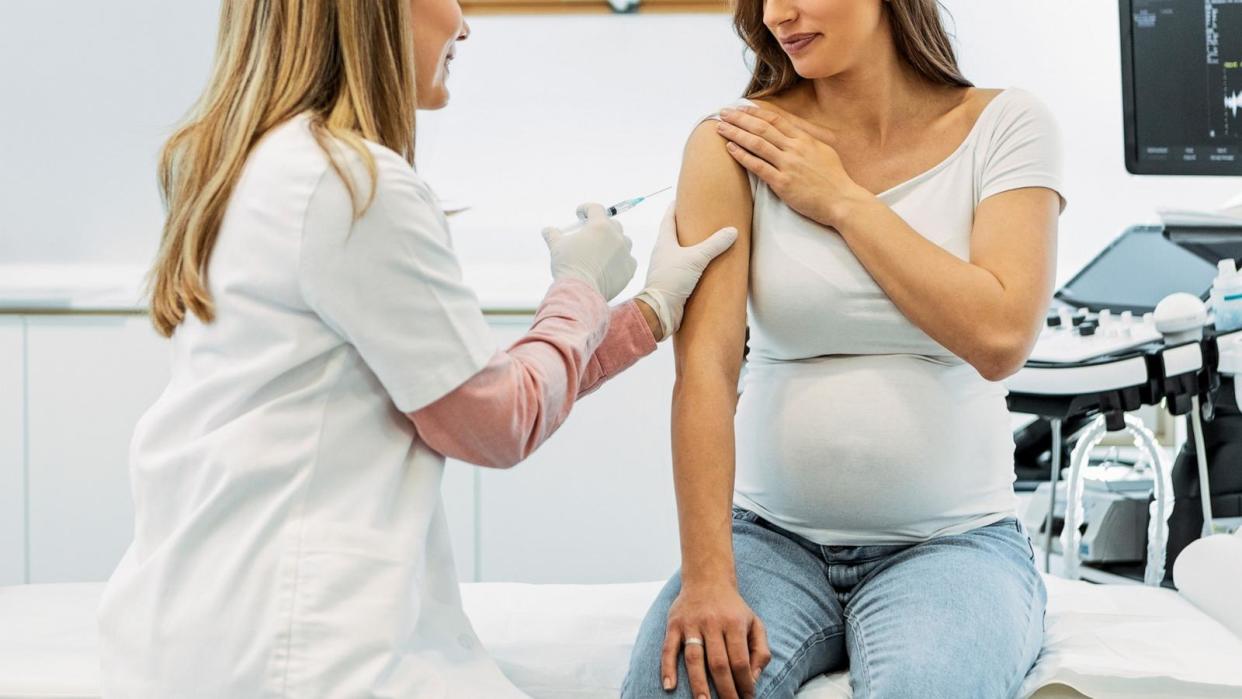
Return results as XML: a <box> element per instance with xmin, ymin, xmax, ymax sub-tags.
<box><xmin>460</xmin><ymin>576</ymin><xmax>1242</xmax><ymax>699</ymax></box>
<box><xmin>3</xmin><ymin>575</ymin><xmax>1242</xmax><ymax>699</ymax></box>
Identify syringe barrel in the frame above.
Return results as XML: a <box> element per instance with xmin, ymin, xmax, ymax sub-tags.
<box><xmin>608</xmin><ymin>198</ymin><xmax>642</xmax><ymax>217</ymax></box>
<box><xmin>565</xmin><ymin>196</ymin><xmax>647</xmax><ymax>232</ymax></box>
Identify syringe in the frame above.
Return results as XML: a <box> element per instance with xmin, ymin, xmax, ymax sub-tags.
<box><xmin>560</xmin><ymin>187</ymin><xmax>672</xmax><ymax>233</ymax></box>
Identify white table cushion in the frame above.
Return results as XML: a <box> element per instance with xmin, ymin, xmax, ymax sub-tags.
<box><xmin>1174</xmin><ymin>533</ymin><xmax>1242</xmax><ymax>642</ymax></box>
<box><xmin>2</xmin><ymin>576</ymin><xmax>1242</xmax><ymax>698</ymax></box>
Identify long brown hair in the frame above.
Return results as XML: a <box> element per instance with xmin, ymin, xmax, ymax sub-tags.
<box><xmin>149</xmin><ymin>0</ymin><xmax>419</xmax><ymax>337</ymax></box>
<box><xmin>734</xmin><ymin>0</ymin><xmax>972</xmax><ymax>99</ymax></box>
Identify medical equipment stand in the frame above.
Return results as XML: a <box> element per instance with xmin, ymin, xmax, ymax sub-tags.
<box><xmin>1063</xmin><ymin>333</ymin><xmax>1216</xmax><ymax>585</ymax></box>
<box><xmin>1189</xmin><ymin>395</ymin><xmax>1214</xmax><ymax>538</ymax></box>
<box><xmin>1043</xmin><ymin>419</ymin><xmax>1061</xmax><ymax>575</ymax></box>
<box><xmin>1009</xmin><ymin>310</ymin><xmax>1223</xmax><ymax>586</ymax></box>
<box><xmin>1008</xmin><ymin>349</ymin><xmax>1151</xmax><ymax>576</ymax></box>
<box><xmin>1060</xmin><ymin>412</ymin><xmax>1173</xmax><ymax>585</ymax></box>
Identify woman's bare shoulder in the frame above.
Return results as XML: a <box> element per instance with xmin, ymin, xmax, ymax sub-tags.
<box><xmin>677</xmin><ymin>118</ymin><xmax>753</xmax><ymax>246</ymax></box>
<box><xmin>971</xmin><ymin>87</ymin><xmax>1006</xmax><ymax>100</ymax></box>
<box><xmin>964</xmin><ymin>87</ymin><xmax>1007</xmax><ymax>117</ymax></box>
<box><xmin>743</xmin><ymin>83</ymin><xmax>818</xmax><ymax>116</ymax></box>
<box><xmin>748</xmin><ymin>92</ymin><xmax>797</xmax><ymax>109</ymax></box>
<box><xmin>681</xmin><ymin>119</ymin><xmax>745</xmax><ymax>182</ymax></box>
<box><xmin>680</xmin><ymin>96</ymin><xmax>759</xmax><ymax>220</ymax></box>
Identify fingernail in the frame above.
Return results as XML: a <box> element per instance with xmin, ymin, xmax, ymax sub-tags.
<box><xmin>698</xmin><ymin>694</ymin><xmax>708</xmax><ymax>699</ymax></box>
<box><xmin>662</xmin><ymin>677</ymin><xmax>672</xmax><ymax>690</ymax></box>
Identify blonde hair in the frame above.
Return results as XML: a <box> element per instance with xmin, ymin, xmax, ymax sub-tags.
<box><xmin>150</xmin><ymin>0</ymin><xmax>418</xmax><ymax>337</ymax></box>
<box><xmin>734</xmin><ymin>0</ymin><xmax>972</xmax><ymax>99</ymax></box>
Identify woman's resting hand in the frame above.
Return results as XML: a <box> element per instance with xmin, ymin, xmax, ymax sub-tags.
<box><xmin>715</xmin><ymin>104</ymin><xmax>869</xmax><ymax>229</ymax></box>
<box><xmin>661</xmin><ymin>582</ymin><xmax>771</xmax><ymax>699</ymax></box>
<box><xmin>636</xmin><ymin>203</ymin><xmax>738</xmax><ymax>341</ymax></box>
<box><xmin>543</xmin><ymin>203</ymin><xmax>638</xmax><ymax>302</ymax></box>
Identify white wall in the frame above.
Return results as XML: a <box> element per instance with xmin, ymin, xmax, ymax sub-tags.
<box><xmin>0</xmin><ymin>319</ymin><xmax>25</xmax><ymax>585</ymax></box>
<box><xmin>0</xmin><ymin>1</ymin><xmax>219</xmax><ymax>266</ymax></box>
<box><xmin>3</xmin><ymin>314</ymin><xmax>681</xmax><ymax>585</ymax></box>
<box><xmin>24</xmin><ymin>317</ymin><xmax>170</xmax><ymax>582</ymax></box>
<box><xmin>415</xmin><ymin>13</ymin><xmax>750</xmax><ymax>286</ymax></box>
<box><xmin>3</xmin><ymin>1</ymin><xmax>1239</xmax><ymax>281</ymax></box>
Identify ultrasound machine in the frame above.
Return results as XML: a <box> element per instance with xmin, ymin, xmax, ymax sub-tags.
<box><xmin>1009</xmin><ymin>0</ymin><xmax>1242</xmax><ymax>587</ymax></box>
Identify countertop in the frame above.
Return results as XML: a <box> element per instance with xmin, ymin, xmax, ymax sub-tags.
<box><xmin>0</xmin><ymin>206</ymin><xmax>663</xmax><ymax>316</ymax></box>
<box><xmin>0</xmin><ymin>261</ymin><xmax>551</xmax><ymax>316</ymax></box>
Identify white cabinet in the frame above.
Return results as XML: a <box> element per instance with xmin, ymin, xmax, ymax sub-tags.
<box><xmin>10</xmin><ymin>314</ymin><xmax>511</xmax><ymax>586</ymax></box>
<box><xmin>474</xmin><ymin>318</ymin><xmax>681</xmax><ymax>584</ymax></box>
<box><xmin>13</xmin><ymin>312</ymin><xmax>680</xmax><ymax>586</ymax></box>
<box><xmin>0</xmin><ymin>318</ymin><xmax>25</xmax><ymax>585</ymax></box>
<box><xmin>25</xmin><ymin>316</ymin><xmax>171</xmax><ymax>583</ymax></box>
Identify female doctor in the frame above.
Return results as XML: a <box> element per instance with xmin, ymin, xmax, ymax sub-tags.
<box><xmin>95</xmin><ymin>0</ymin><xmax>736</xmax><ymax>696</ymax></box>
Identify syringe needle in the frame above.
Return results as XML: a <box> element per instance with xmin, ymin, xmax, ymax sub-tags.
<box><xmin>560</xmin><ymin>186</ymin><xmax>674</xmax><ymax>232</ymax></box>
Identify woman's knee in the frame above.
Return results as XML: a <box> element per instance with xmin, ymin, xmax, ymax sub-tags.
<box><xmin>845</xmin><ymin>544</ymin><xmax>1046</xmax><ymax>699</ymax></box>
<box><xmin>851</xmin><ymin>642</ymin><xmax>1035</xmax><ymax>699</ymax></box>
<box><xmin>625</xmin><ymin>514</ymin><xmax>847</xmax><ymax>699</ymax></box>
<box><xmin>623</xmin><ymin>587</ymin><xmax>845</xmax><ymax>699</ymax></box>
<box><xmin>854</xmin><ymin>661</ymin><xmax>1004</xmax><ymax>699</ymax></box>
<box><xmin>622</xmin><ymin>575</ymin><xmax>682</xmax><ymax>698</ymax></box>
<box><xmin>624</xmin><ymin>632</ymin><xmax>841</xmax><ymax>699</ymax></box>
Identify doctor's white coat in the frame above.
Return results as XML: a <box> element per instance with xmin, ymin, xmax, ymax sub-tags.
<box><xmin>97</xmin><ymin>114</ymin><xmax>527</xmax><ymax>698</ymax></box>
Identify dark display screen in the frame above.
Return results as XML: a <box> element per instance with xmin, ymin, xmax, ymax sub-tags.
<box><xmin>1122</xmin><ymin>0</ymin><xmax>1242</xmax><ymax>175</ymax></box>
<box><xmin>1058</xmin><ymin>227</ymin><xmax>1218</xmax><ymax>312</ymax></box>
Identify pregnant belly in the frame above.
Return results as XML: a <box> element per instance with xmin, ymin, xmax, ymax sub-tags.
<box><xmin>734</xmin><ymin>354</ymin><xmax>1017</xmax><ymax>543</ymax></box>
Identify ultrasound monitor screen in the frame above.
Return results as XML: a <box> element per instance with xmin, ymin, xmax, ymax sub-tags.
<box><xmin>1057</xmin><ymin>227</ymin><xmax>1218</xmax><ymax>313</ymax></box>
<box><xmin>1121</xmin><ymin>0</ymin><xmax>1242</xmax><ymax>175</ymax></box>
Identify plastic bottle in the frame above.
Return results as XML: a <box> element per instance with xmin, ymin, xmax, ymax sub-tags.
<box><xmin>1212</xmin><ymin>259</ymin><xmax>1236</xmax><ymax>307</ymax></box>
<box><xmin>1212</xmin><ymin>259</ymin><xmax>1242</xmax><ymax>332</ymax></box>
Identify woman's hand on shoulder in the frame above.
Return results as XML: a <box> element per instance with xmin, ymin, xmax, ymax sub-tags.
<box><xmin>715</xmin><ymin>103</ymin><xmax>871</xmax><ymax>229</ymax></box>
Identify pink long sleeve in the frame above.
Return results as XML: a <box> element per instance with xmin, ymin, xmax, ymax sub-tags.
<box><xmin>410</xmin><ymin>278</ymin><xmax>659</xmax><ymax>469</ymax></box>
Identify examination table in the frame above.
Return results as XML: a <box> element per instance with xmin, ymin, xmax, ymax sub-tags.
<box><xmin>2</xmin><ymin>573</ymin><xmax>1241</xmax><ymax>698</ymax></box>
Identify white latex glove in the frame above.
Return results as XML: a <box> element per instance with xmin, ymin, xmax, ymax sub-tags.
<box><xmin>636</xmin><ymin>203</ymin><xmax>739</xmax><ymax>341</ymax></box>
<box><xmin>542</xmin><ymin>203</ymin><xmax>638</xmax><ymax>302</ymax></box>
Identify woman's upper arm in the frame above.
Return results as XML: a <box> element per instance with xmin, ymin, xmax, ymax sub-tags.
<box><xmin>673</xmin><ymin>122</ymin><xmax>754</xmax><ymax>381</ymax></box>
<box><xmin>970</xmin><ymin>91</ymin><xmax>1064</xmax><ymax>355</ymax></box>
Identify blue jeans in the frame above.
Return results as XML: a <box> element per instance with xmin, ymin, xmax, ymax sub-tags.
<box><xmin>622</xmin><ymin>508</ymin><xmax>1046</xmax><ymax>699</ymax></box>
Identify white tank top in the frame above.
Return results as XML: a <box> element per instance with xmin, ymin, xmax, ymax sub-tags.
<box><xmin>711</xmin><ymin>88</ymin><xmax>1065</xmax><ymax>545</ymax></box>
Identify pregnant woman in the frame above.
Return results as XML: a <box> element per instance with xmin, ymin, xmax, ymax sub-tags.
<box><xmin>623</xmin><ymin>0</ymin><xmax>1065</xmax><ymax>698</ymax></box>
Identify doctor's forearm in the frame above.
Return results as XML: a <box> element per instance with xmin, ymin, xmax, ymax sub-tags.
<box><xmin>411</xmin><ymin>285</ymin><xmax>657</xmax><ymax>468</ymax></box>
<box><xmin>578</xmin><ymin>301</ymin><xmax>659</xmax><ymax>396</ymax></box>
